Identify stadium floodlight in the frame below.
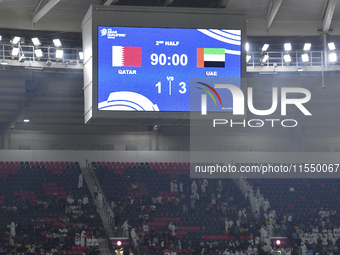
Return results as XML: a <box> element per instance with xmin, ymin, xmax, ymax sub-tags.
<box><xmin>11</xmin><ymin>37</ymin><xmax>21</xmax><ymax>45</ymax></box>
<box><xmin>55</xmin><ymin>49</ymin><xmax>63</xmax><ymax>59</ymax></box>
<box><xmin>35</xmin><ymin>49</ymin><xmax>43</xmax><ymax>58</ymax></box>
<box><xmin>11</xmin><ymin>47</ymin><xmax>19</xmax><ymax>56</ymax></box>
<box><xmin>19</xmin><ymin>54</ymin><xmax>26</xmax><ymax>63</ymax></box>
<box><xmin>328</xmin><ymin>42</ymin><xmax>336</xmax><ymax>51</ymax></box>
<box><xmin>303</xmin><ymin>43</ymin><xmax>311</xmax><ymax>51</ymax></box>
<box><xmin>79</xmin><ymin>52</ymin><xmax>84</xmax><ymax>60</ymax></box>
<box><xmin>301</xmin><ymin>53</ymin><xmax>309</xmax><ymax>62</ymax></box>
<box><xmin>31</xmin><ymin>37</ymin><xmax>41</xmax><ymax>46</ymax></box>
<box><xmin>0</xmin><ymin>35</ymin><xmax>2</xmax><ymax>41</ymax></box>
<box><xmin>246</xmin><ymin>55</ymin><xmax>251</xmax><ymax>63</ymax></box>
<box><xmin>53</xmin><ymin>39</ymin><xmax>62</xmax><ymax>47</ymax></box>
<box><xmin>23</xmin><ymin>119</ymin><xmax>30</xmax><ymax>123</ymax></box>
<box><xmin>284</xmin><ymin>54</ymin><xmax>291</xmax><ymax>63</ymax></box>
<box><xmin>261</xmin><ymin>55</ymin><xmax>269</xmax><ymax>63</ymax></box>
<box><xmin>245</xmin><ymin>42</ymin><xmax>249</xmax><ymax>52</ymax></box>
<box><xmin>284</xmin><ymin>43</ymin><xmax>292</xmax><ymax>51</ymax></box>
<box><xmin>262</xmin><ymin>44</ymin><xmax>269</xmax><ymax>52</ymax></box>
<box><xmin>329</xmin><ymin>52</ymin><xmax>337</xmax><ymax>63</ymax></box>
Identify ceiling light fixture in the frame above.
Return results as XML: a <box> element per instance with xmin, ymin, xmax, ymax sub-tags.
<box><xmin>301</xmin><ymin>53</ymin><xmax>309</xmax><ymax>62</ymax></box>
<box><xmin>284</xmin><ymin>54</ymin><xmax>291</xmax><ymax>63</ymax></box>
<box><xmin>329</xmin><ymin>52</ymin><xmax>337</xmax><ymax>62</ymax></box>
<box><xmin>262</xmin><ymin>44</ymin><xmax>269</xmax><ymax>52</ymax></box>
<box><xmin>56</xmin><ymin>50</ymin><xmax>63</xmax><ymax>59</ymax></box>
<box><xmin>53</xmin><ymin>39</ymin><xmax>62</xmax><ymax>47</ymax></box>
<box><xmin>284</xmin><ymin>43</ymin><xmax>292</xmax><ymax>51</ymax></box>
<box><xmin>328</xmin><ymin>42</ymin><xmax>336</xmax><ymax>51</ymax></box>
<box><xmin>11</xmin><ymin>47</ymin><xmax>19</xmax><ymax>56</ymax></box>
<box><xmin>31</xmin><ymin>37</ymin><xmax>41</xmax><ymax>46</ymax></box>
<box><xmin>261</xmin><ymin>55</ymin><xmax>269</xmax><ymax>63</ymax></box>
<box><xmin>11</xmin><ymin>37</ymin><xmax>21</xmax><ymax>45</ymax></box>
<box><xmin>303</xmin><ymin>43</ymin><xmax>311</xmax><ymax>51</ymax></box>
<box><xmin>35</xmin><ymin>49</ymin><xmax>43</xmax><ymax>58</ymax></box>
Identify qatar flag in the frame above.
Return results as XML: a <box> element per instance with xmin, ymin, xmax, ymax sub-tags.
<box><xmin>112</xmin><ymin>46</ymin><xmax>142</xmax><ymax>67</ymax></box>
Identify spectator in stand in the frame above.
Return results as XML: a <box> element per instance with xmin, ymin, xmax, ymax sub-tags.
<box><xmin>179</xmin><ymin>182</ymin><xmax>184</xmax><ymax>193</ymax></box>
<box><xmin>7</xmin><ymin>222</ymin><xmax>17</xmax><ymax>237</ymax></box>
<box><xmin>97</xmin><ymin>190</ymin><xmax>103</xmax><ymax>210</ymax></box>
<box><xmin>78</xmin><ymin>173</ymin><xmax>84</xmax><ymax>189</ymax></box>
<box><xmin>170</xmin><ymin>181</ymin><xmax>174</xmax><ymax>193</ymax></box>
<box><xmin>174</xmin><ymin>180</ymin><xmax>178</xmax><ymax>193</ymax></box>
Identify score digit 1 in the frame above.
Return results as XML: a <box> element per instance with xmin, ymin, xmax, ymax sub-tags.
<box><xmin>156</xmin><ymin>82</ymin><xmax>161</xmax><ymax>94</ymax></box>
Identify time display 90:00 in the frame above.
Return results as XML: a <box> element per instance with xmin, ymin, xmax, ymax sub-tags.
<box><xmin>150</xmin><ymin>53</ymin><xmax>188</xmax><ymax>66</ymax></box>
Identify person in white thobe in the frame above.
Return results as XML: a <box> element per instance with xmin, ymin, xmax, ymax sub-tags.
<box><xmin>174</xmin><ymin>181</ymin><xmax>178</xmax><ymax>192</ymax></box>
<box><xmin>225</xmin><ymin>219</ymin><xmax>233</xmax><ymax>232</ymax></box>
<box><xmin>83</xmin><ymin>195</ymin><xmax>89</xmax><ymax>205</ymax></box>
<box><xmin>170</xmin><ymin>181</ymin><xmax>174</xmax><ymax>192</ymax></box>
<box><xmin>67</xmin><ymin>195</ymin><xmax>74</xmax><ymax>204</ymax></box>
<box><xmin>97</xmin><ymin>190</ymin><xmax>103</xmax><ymax>209</ymax></box>
<box><xmin>78</xmin><ymin>173</ymin><xmax>83</xmax><ymax>189</ymax></box>
<box><xmin>121</xmin><ymin>220</ymin><xmax>131</xmax><ymax>238</ymax></box>
<box><xmin>142</xmin><ymin>223</ymin><xmax>149</xmax><ymax>232</ymax></box>
<box><xmin>7</xmin><ymin>222</ymin><xmax>17</xmax><ymax>237</ymax></box>
<box><xmin>86</xmin><ymin>236</ymin><xmax>93</xmax><ymax>247</ymax></box>
<box><xmin>131</xmin><ymin>228</ymin><xmax>138</xmax><ymax>247</ymax></box>
<box><xmin>201</xmin><ymin>184</ymin><xmax>206</xmax><ymax>196</ymax></box>
<box><xmin>256</xmin><ymin>187</ymin><xmax>260</xmax><ymax>197</ymax></box>
<box><xmin>168</xmin><ymin>222</ymin><xmax>176</xmax><ymax>235</ymax></box>
<box><xmin>75</xmin><ymin>234</ymin><xmax>81</xmax><ymax>246</ymax></box>
<box><xmin>92</xmin><ymin>236</ymin><xmax>98</xmax><ymax>247</ymax></box>
<box><xmin>260</xmin><ymin>226</ymin><xmax>267</xmax><ymax>242</ymax></box>
<box><xmin>267</xmin><ymin>223</ymin><xmax>274</xmax><ymax>238</ymax></box>
<box><xmin>191</xmin><ymin>180</ymin><xmax>197</xmax><ymax>195</ymax></box>
<box><xmin>80</xmin><ymin>230</ymin><xmax>86</xmax><ymax>247</ymax></box>
<box><xmin>263</xmin><ymin>199</ymin><xmax>270</xmax><ymax>212</ymax></box>
<box><xmin>301</xmin><ymin>243</ymin><xmax>307</xmax><ymax>255</ymax></box>
<box><xmin>179</xmin><ymin>182</ymin><xmax>184</xmax><ymax>193</ymax></box>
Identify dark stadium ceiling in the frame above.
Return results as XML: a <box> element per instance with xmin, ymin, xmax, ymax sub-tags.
<box><xmin>0</xmin><ymin>0</ymin><xmax>339</xmax><ymax>36</ymax></box>
<box><xmin>0</xmin><ymin>0</ymin><xmax>340</xmax><ymax>134</ymax></box>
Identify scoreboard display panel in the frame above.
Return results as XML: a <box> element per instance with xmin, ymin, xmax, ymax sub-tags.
<box><xmin>97</xmin><ymin>26</ymin><xmax>242</xmax><ymax>112</ymax></box>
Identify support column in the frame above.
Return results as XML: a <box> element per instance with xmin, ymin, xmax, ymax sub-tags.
<box><xmin>323</xmin><ymin>33</ymin><xmax>328</xmax><ymax>68</ymax></box>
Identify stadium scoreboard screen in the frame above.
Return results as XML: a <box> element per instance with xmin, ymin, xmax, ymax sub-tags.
<box><xmin>82</xmin><ymin>6</ymin><xmax>246</xmax><ymax>124</ymax></box>
<box><xmin>97</xmin><ymin>27</ymin><xmax>241</xmax><ymax>112</ymax></box>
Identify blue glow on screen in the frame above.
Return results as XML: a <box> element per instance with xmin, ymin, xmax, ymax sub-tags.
<box><xmin>98</xmin><ymin>26</ymin><xmax>241</xmax><ymax>112</ymax></box>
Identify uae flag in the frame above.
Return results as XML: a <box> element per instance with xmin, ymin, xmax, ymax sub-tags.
<box><xmin>197</xmin><ymin>48</ymin><xmax>225</xmax><ymax>68</ymax></box>
<box><xmin>112</xmin><ymin>46</ymin><xmax>142</xmax><ymax>67</ymax></box>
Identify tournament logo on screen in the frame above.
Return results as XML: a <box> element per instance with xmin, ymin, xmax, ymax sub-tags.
<box><xmin>197</xmin><ymin>48</ymin><xmax>225</xmax><ymax>68</ymax></box>
<box><xmin>112</xmin><ymin>46</ymin><xmax>142</xmax><ymax>67</ymax></box>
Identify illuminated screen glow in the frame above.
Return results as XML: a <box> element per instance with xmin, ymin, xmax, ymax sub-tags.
<box><xmin>98</xmin><ymin>26</ymin><xmax>241</xmax><ymax>112</ymax></box>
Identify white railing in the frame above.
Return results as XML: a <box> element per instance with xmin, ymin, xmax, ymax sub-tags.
<box><xmin>247</xmin><ymin>50</ymin><xmax>340</xmax><ymax>72</ymax></box>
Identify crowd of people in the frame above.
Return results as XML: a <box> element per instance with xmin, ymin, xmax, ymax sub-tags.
<box><xmin>0</xmin><ymin>187</ymin><xmax>104</xmax><ymax>255</ymax></box>
<box><xmin>108</xmin><ymin>177</ymin><xmax>272</xmax><ymax>255</ymax></box>
<box><xmin>241</xmin><ymin>176</ymin><xmax>340</xmax><ymax>255</ymax></box>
